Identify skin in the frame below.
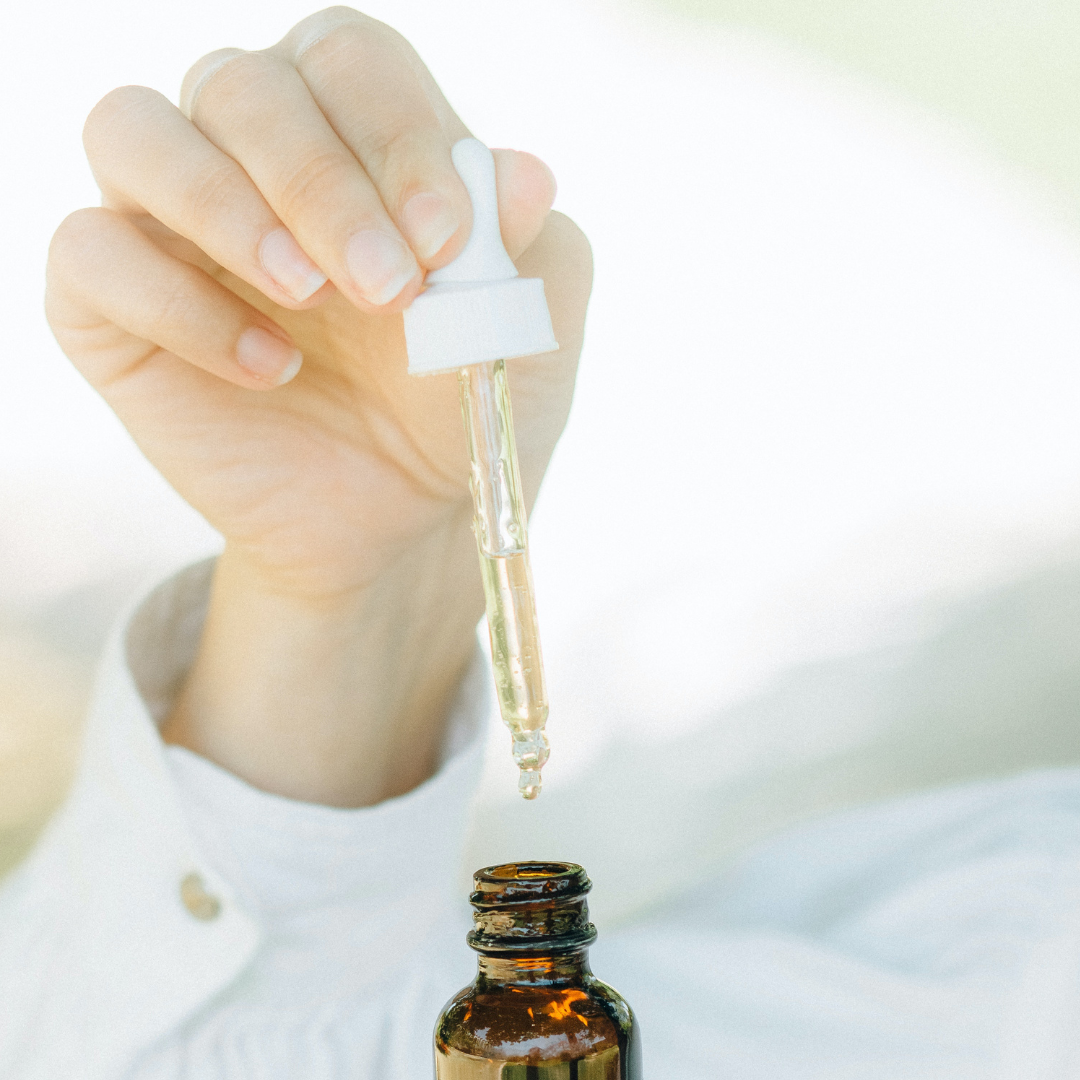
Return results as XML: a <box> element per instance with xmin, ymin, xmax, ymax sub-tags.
<box><xmin>44</xmin><ymin>6</ymin><xmax>593</xmax><ymax>807</ymax></box>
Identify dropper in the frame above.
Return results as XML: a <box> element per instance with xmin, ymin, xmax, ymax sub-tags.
<box><xmin>403</xmin><ymin>139</ymin><xmax>559</xmax><ymax>799</ymax></box>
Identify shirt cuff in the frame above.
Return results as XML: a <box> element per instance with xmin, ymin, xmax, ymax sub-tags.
<box><xmin>0</xmin><ymin>557</ymin><xmax>490</xmax><ymax>1080</ymax></box>
<box><xmin>163</xmin><ymin>635</ymin><xmax>490</xmax><ymax>923</ymax></box>
<box><xmin>128</xmin><ymin>557</ymin><xmax>492</xmax><ymax>930</ymax></box>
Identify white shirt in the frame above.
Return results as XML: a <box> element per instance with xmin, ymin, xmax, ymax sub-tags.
<box><xmin>2</xmin><ymin>560</ymin><xmax>1079</xmax><ymax>1079</ymax></box>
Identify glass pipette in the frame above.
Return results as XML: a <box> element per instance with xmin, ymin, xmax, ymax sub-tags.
<box><xmin>459</xmin><ymin>359</ymin><xmax>549</xmax><ymax>798</ymax></box>
<box><xmin>403</xmin><ymin>139</ymin><xmax>559</xmax><ymax>799</ymax></box>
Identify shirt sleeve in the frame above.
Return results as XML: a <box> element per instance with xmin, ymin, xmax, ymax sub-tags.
<box><xmin>0</xmin><ymin>559</ymin><xmax>490</xmax><ymax>1080</ymax></box>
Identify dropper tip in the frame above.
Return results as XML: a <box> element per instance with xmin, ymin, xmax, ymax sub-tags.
<box><xmin>511</xmin><ymin>731</ymin><xmax>549</xmax><ymax>800</ymax></box>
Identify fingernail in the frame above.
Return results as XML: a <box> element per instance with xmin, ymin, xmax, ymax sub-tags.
<box><xmin>259</xmin><ymin>228</ymin><xmax>327</xmax><ymax>302</ymax></box>
<box><xmin>344</xmin><ymin>230</ymin><xmax>418</xmax><ymax>306</ymax></box>
<box><xmin>236</xmin><ymin>327</ymin><xmax>303</xmax><ymax>386</ymax></box>
<box><xmin>401</xmin><ymin>192</ymin><xmax>459</xmax><ymax>260</ymax></box>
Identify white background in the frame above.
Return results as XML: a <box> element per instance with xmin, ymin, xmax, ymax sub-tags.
<box><xmin>4</xmin><ymin>0</ymin><xmax>1080</xmax><ymax>897</ymax></box>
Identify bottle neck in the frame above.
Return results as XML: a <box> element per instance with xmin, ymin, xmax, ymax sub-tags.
<box><xmin>476</xmin><ymin>948</ymin><xmax>593</xmax><ymax>988</ymax></box>
<box><xmin>468</xmin><ymin>878</ymin><xmax>596</xmax><ymax>954</ymax></box>
<box><xmin>466</xmin><ymin>863</ymin><xmax>598</xmax><ymax>982</ymax></box>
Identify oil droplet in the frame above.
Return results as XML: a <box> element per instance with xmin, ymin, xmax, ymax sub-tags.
<box><xmin>518</xmin><ymin>768</ymin><xmax>542</xmax><ymax>800</ymax></box>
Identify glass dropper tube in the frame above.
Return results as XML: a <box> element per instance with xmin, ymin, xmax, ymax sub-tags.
<box><xmin>459</xmin><ymin>359</ymin><xmax>550</xmax><ymax>799</ymax></box>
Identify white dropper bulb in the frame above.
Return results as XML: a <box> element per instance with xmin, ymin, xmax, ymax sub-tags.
<box><xmin>426</xmin><ymin>139</ymin><xmax>518</xmax><ymax>286</ymax></box>
<box><xmin>403</xmin><ymin>138</ymin><xmax>558</xmax><ymax>376</ymax></box>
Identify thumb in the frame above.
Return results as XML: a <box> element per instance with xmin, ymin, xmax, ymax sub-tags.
<box><xmin>492</xmin><ymin>149</ymin><xmax>558</xmax><ymax>261</ymax></box>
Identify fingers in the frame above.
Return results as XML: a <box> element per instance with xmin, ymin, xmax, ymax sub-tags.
<box><xmin>47</xmin><ymin>207</ymin><xmax>303</xmax><ymax>392</ymax></box>
<box><xmin>272</xmin><ymin>10</ymin><xmax>557</xmax><ymax>267</ymax></box>
<box><xmin>275</xmin><ymin>12</ymin><xmax>473</xmax><ymax>262</ymax></box>
<box><xmin>85</xmin><ymin>86</ymin><xmax>330</xmax><ymax>308</ymax></box>
<box><xmin>81</xmin><ymin>6</ymin><xmax>560</xmax><ymax>335</ymax></box>
<box><xmin>184</xmin><ymin>47</ymin><xmax>430</xmax><ymax>310</ymax></box>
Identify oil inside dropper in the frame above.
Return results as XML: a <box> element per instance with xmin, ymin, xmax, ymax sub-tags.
<box><xmin>459</xmin><ymin>359</ymin><xmax>550</xmax><ymax>798</ymax></box>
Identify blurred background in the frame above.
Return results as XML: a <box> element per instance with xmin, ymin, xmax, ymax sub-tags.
<box><xmin>4</xmin><ymin>0</ymin><xmax>1080</xmax><ymax>920</ymax></box>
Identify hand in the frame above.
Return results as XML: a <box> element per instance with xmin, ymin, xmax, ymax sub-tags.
<box><xmin>45</xmin><ymin>7</ymin><xmax>592</xmax><ymax>805</ymax></box>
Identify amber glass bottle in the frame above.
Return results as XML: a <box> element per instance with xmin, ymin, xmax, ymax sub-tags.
<box><xmin>434</xmin><ymin>862</ymin><xmax>642</xmax><ymax>1079</ymax></box>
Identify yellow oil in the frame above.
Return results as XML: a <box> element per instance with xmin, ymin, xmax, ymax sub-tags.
<box><xmin>460</xmin><ymin>359</ymin><xmax>551</xmax><ymax>799</ymax></box>
<box><xmin>478</xmin><ymin>548</ymin><xmax>550</xmax><ymax>799</ymax></box>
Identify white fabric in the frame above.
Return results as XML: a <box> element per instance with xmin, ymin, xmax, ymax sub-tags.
<box><xmin>2</xmin><ymin>562</ymin><xmax>1080</xmax><ymax>1078</ymax></box>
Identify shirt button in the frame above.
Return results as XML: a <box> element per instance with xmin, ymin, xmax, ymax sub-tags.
<box><xmin>180</xmin><ymin>872</ymin><xmax>222</xmax><ymax>921</ymax></box>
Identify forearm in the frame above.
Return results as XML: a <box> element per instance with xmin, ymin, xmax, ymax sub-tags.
<box><xmin>161</xmin><ymin>506</ymin><xmax>483</xmax><ymax>807</ymax></box>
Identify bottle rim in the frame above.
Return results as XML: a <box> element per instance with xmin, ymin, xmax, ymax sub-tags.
<box><xmin>467</xmin><ymin>862</ymin><xmax>598</xmax><ymax>955</ymax></box>
<box><xmin>470</xmin><ymin>862</ymin><xmax>592</xmax><ymax>907</ymax></box>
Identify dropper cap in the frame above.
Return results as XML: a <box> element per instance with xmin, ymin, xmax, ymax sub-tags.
<box><xmin>403</xmin><ymin>139</ymin><xmax>559</xmax><ymax>375</ymax></box>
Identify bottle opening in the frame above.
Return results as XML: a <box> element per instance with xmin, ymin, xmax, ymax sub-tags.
<box><xmin>491</xmin><ymin>864</ymin><xmax>567</xmax><ymax>879</ymax></box>
<box><xmin>471</xmin><ymin>862</ymin><xmax>592</xmax><ymax>906</ymax></box>
<box><xmin>468</xmin><ymin>862</ymin><xmax>597</xmax><ymax>955</ymax></box>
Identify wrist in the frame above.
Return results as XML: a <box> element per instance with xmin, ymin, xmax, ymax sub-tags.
<box><xmin>162</xmin><ymin>513</ymin><xmax>483</xmax><ymax>807</ymax></box>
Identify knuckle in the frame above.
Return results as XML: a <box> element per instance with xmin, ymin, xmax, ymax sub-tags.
<box><xmin>354</xmin><ymin>123</ymin><xmax>415</xmax><ymax>173</ymax></box>
<box><xmin>180</xmin><ymin>48</ymin><xmax>241</xmax><ymax>116</ymax></box>
<box><xmin>186</xmin><ymin>50</ymin><xmax>287</xmax><ymax>118</ymax></box>
<box><xmin>151</xmin><ymin>282</ymin><xmax>201</xmax><ymax>337</ymax></box>
<box><xmin>276</xmin><ymin>150</ymin><xmax>355</xmax><ymax>219</ymax></box>
<box><xmin>287</xmin><ymin>7</ymin><xmax>398</xmax><ymax>66</ymax></box>
<box><xmin>287</xmin><ymin>6</ymin><xmax>369</xmax><ymax>44</ymax></box>
<box><xmin>83</xmin><ymin>85</ymin><xmax>165</xmax><ymax>154</ymax></box>
<box><xmin>49</xmin><ymin>207</ymin><xmax>114</xmax><ymax>274</ymax></box>
<box><xmin>306</xmin><ymin>5</ymin><xmax>369</xmax><ymax>26</ymax></box>
<box><xmin>183</xmin><ymin>162</ymin><xmax>243</xmax><ymax>232</ymax></box>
